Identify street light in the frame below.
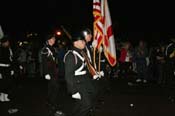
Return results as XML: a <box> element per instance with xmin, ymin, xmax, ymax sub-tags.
<box><xmin>56</xmin><ymin>31</ymin><xmax>61</xmax><ymax>36</ymax></box>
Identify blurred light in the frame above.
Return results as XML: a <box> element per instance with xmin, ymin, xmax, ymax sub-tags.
<box><xmin>34</xmin><ymin>33</ymin><xmax>38</xmax><ymax>36</ymax></box>
<box><xmin>19</xmin><ymin>42</ymin><xmax>23</xmax><ymax>46</ymax></box>
<box><xmin>56</xmin><ymin>31</ymin><xmax>61</xmax><ymax>36</ymax></box>
<box><xmin>23</xmin><ymin>41</ymin><xmax>28</xmax><ymax>44</ymax></box>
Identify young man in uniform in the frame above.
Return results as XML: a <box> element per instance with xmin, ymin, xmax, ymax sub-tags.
<box><xmin>64</xmin><ymin>31</ymin><xmax>96</xmax><ymax>116</ymax></box>
<box><xmin>41</xmin><ymin>33</ymin><xmax>65</xmax><ymax>116</ymax></box>
<box><xmin>81</xmin><ymin>28</ymin><xmax>107</xmax><ymax>111</ymax></box>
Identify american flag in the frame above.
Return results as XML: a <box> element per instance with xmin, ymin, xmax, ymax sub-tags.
<box><xmin>93</xmin><ymin>0</ymin><xmax>117</xmax><ymax>66</ymax></box>
<box><xmin>93</xmin><ymin>0</ymin><xmax>103</xmax><ymax>50</ymax></box>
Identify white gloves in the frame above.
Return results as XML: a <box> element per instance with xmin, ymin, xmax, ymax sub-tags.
<box><xmin>146</xmin><ymin>57</ymin><xmax>149</xmax><ymax>66</ymax></box>
<box><xmin>93</xmin><ymin>74</ymin><xmax>100</xmax><ymax>80</ymax></box>
<box><xmin>93</xmin><ymin>71</ymin><xmax>104</xmax><ymax>80</ymax></box>
<box><xmin>19</xmin><ymin>65</ymin><xmax>23</xmax><ymax>70</ymax></box>
<box><xmin>72</xmin><ymin>92</ymin><xmax>81</xmax><ymax>100</ymax></box>
<box><xmin>92</xmin><ymin>40</ymin><xmax>103</xmax><ymax>53</ymax></box>
<box><xmin>45</xmin><ymin>74</ymin><xmax>51</xmax><ymax>80</ymax></box>
<box><xmin>99</xmin><ymin>71</ymin><xmax>104</xmax><ymax>77</ymax></box>
<box><xmin>0</xmin><ymin>73</ymin><xmax>2</xmax><ymax>79</ymax></box>
<box><xmin>92</xmin><ymin>40</ymin><xmax>97</xmax><ymax>48</ymax></box>
<box><xmin>10</xmin><ymin>70</ymin><xmax>14</xmax><ymax>76</ymax></box>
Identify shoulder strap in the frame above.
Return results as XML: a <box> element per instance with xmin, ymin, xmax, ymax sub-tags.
<box><xmin>64</xmin><ymin>50</ymin><xmax>78</xmax><ymax>64</ymax></box>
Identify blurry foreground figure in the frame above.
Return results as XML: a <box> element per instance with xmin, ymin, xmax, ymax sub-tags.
<box><xmin>0</xmin><ymin>35</ymin><xmax>19</xmax><ymax>114</ymax></box>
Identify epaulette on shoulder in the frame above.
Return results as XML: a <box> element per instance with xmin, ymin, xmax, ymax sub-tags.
<box><xmin>63</xmin><ymin>50</ymin><xmax>77</xmax><ymax>64</ymax></box>
<box><xmin>41</xmin><ymin>47</ymin><xmax>49</xmax><ymax>55</ymax></box>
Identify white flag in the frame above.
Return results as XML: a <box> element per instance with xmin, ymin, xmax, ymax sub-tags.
<box><xmin>102</xmin><ymin>0</ymin><xmax>117</xmax><ymax>66</ymax></box>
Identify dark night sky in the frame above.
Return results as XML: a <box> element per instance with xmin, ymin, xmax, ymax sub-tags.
<box><xmin>1</xmin><ymin>0</ymin><xmax>175</xmax><ymax>42</ymax></box>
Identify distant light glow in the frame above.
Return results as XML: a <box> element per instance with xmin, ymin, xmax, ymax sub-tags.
<box><xmin>56</xmin><ymin>31</ymin><xmax>61</xmax><ymax>36</ymax></box>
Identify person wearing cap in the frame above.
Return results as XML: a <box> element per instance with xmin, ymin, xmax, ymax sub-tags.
<box><xmin>79</xmin><ymin>28</ymin><xmax>99</xmax><ymax>109</ymax></box>
<box><xmin>81</xmin><ymin>28</ymin><xmax>109</xmax><ymax>110</ymax></box>
<box><xmin>80</xmin><ymin>28</ymin><xmax>93</xmax><ymax>65</ymax></box>
<box><xmin>41</xmin><ymin>33</ymin><xmax>65</xmax><ymax>116</ymax></box>
<box><xmin>64</xmin><ymin>31</ymin><xmax>95</xmax><ymax>116</ymax></box>
<box><xmin>0</xmin><ymin>35</ymin><xmax>19</xmax><ymax>114</ymax></box>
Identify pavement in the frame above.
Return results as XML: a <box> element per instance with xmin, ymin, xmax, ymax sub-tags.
<box><xmin>1</xmin><ymin>76</ymin><xmax>175</xmax><ymax>116</ymax></box>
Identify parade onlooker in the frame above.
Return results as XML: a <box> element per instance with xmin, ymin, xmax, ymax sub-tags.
<box><xmin>134</xmin><ymin>40</ymin><xmax>149</xmax><ymax>83</ymax></box>
<box><xmin>119</xmin><ymin>41</ymin><xmax>133</xmax><ymax>78</ymax></box>
<box><xmin>155</xmin><ymin>44</ymin><xmax>166</xmax><ymax>85</ymax></box>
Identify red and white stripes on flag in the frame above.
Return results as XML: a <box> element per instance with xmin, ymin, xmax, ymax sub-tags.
<box><xmin>93</xmin><ymin>0</ymin><xmax>103</xmax><ymax>50</ymax></box>
<box><xmin>93</xmin><ymin>0</ymin><xmax>117</xmax><ymax>66</ymax></box>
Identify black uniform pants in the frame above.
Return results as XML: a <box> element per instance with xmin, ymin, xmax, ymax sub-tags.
<box><xmin>71</xmin><ymin>84</ymin><xmax>93</xmax><ymax>116</ymax></box>
<box><xmin>0</xmin><ymin>68</ymin><xmax>14</xmax><ymax>94</ymax></box>
<box><xmin>47</xmin><ymin>79</ymin><xmax>60</xmax><ymax>107</ymax></box>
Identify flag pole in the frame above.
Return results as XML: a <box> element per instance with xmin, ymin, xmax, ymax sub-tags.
<box><xmin>98</xmin><ymin>48</ymin><xmax>101</xmax><ymax>72</ymax></box>
<box><xmin>93</xmin><ymin>18</ymin><xmax>98</xmax><ymax>70</ymax></box>
<box><xmin>93</xmin><ymin>47</ymin><xmax>96</xmax><ymax>69</ymax></box>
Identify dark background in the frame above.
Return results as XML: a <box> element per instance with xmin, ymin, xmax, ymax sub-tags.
<box><xmin>1</xmin><ymin>0</ymin><xmax>175</xmax><ymax>43</ymax></box>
